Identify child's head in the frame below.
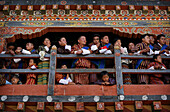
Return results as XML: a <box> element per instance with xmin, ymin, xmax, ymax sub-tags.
<box><xmin>141</xmin><ymin>34</ymin><xmax>150</xmax><ymax>44</ymax></box>
<box><xmin>93</xmin><ymin>34</ymin><xmax>100</xmax><ymax>44</ymax></box>
<box><xmin>157</xmin><ymin>34</ymin><xmax>166</xmax><ymax>45</ymax></box>
<box><xmin>101</xmin><ymin>35</ymin><xmax>109</xmax><ymax>44</ymax></box>
<box><xmin>128</xmin><ymin>42</ymin><xmax>135</xmax><ymax>50</ymax></box>
<box><xmin>43</xmin><ymin>38</ymin><xmax>51</xmax><ymax>46</ymax></box>
<box><xmin>29</xmin><ymin>59</ymin><xmax>35</xmax><ymax>66</ymax></box>
<box><xmin>149</xmin><ymin>34</ymin><xmax>155</xmax><ymax>45</ymax></box>
<box><xmin>61</xmin><ymin>64</ymin><xmax>67</xmax><ymax>69</ymax></box>
<box><xmin>7</xmin><ymin>43</ymin><xmax>15</xmax><ymax>51</ymax></box>
<box><xmin>114</xmin><ymin>38</ymin><xmax>121</xmax><ymax>47</ymax></box>
<box><xmin>153</xmin><ymin>54</ymin><xmax>162</xmax><ymax>63</ymax></box>
<box><xmin>11</xmin><ymin>74</ymin><xmax>19</xmax><ymax>84</ymax></box>
<box><xmin>101</xmin><ymin>71</ymin><xmax>109</xmax><ymax>82</ymax></box>
<box><xmin>26</xmin><ymin>42</ymin><xmax>34</xmax><ymax>51</ymax></box>
<box><xmin>58</xmin><ymin>37</ymin><xmax>67</xmax><ymax>46</ymax></box>
<box><xmin>15</xmin><ymin>47</ymin><xmax>22</xmax><ymax>54</ymax></box>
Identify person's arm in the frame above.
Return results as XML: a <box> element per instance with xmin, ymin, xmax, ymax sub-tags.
<box><xmin>21</xmin><ymin>49</ymin><xmax>31</xmax><ymax>54</ymax></box>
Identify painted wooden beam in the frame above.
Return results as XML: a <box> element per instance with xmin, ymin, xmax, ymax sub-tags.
<box><xmin>17</xmin><ymin>102</ymin><xmax>25</xmax><ymax>112</ymax></box>
<box><xmin>54</xmin><ymin>102</ymin><xmax>63</xmax><ymax>112</ymax></box>
<box><xmin>115</xmin><ymin>102</ymin><xmax>123</xmax><ymax>111</ymax></box>
<box><xmin>37</xmin><ymin>102</ymin><xmax>45</xmax><ymax>112</ymax></box>
<box><xmin>0</xmin><ymin>102</ymin><xmax>4</xmax><ymax>111</ymax></box>
<box><xmin>153</xmin><ymin>101</ymin><xmax>162</xmax><ymax>111</ymax></box>
<box><xmin>76</xmin><ymin>102</ymin><xmax>84</xmax><ymax>111</ymax></box>
<box><xmin>135</xmin><ymin>101</ymin><xmax>143</xmax><ymax>111</ymax></box>
<box><xmin>97</xmin><ymin>102</ymin><xmax>104</xmax><ymax>112</ymax></box>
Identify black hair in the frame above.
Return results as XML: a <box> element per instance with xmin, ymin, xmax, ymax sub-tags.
<box><xmin>78</xmin><ymin>35</ymin><xmax>86</xmax><ymax>40</ymax></box>
<box><xmin>100</xmin><ymin>71</ymin><xmax>109</xmax><ymax>77</ymax></box>
<box><xmin>12</xmin><ymin>74</ymin><xmax>19</xmax><ymax>79</ymax></box>
<box><xmin>113</xmin><ymin>38</ymin><xmax>121</xmax><ymax>44</ymax></box>
<box><xmin>93</xmin><ymin>34</ymin><xmax>100</xmax><ymax>39</ymax></box>
<box><xmin>7</xmin><ymin>42</ymin><xmax>15</xmax><ymax>48</ymax></box>
<box><xmin>141</xmin><ymin>34</ymin><xmax>150</xmax><ymax>39</ymax></box>
<box><xmin>152</xmin><ymin>54</ymin><xmax>160</xmax><ymax>62</ymax></box>
<box><xmin>101</xmin><ymin>35</ymin><xmax>109</xmax><ymax>40</ymax></box>
<box><xmin>58</xmin><ymin>37</ymin><xmax>66</xmax><ymax>42</ymax></box>
<box><xmin>157</xmin><ymin>34</ymin><xmax>165</xmax><ymax>40</ymax></box>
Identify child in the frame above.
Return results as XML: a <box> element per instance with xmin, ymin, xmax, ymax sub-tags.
<box><xmin>11</xmin><ymin>74</ymin><xmax>22</xmax><ymax>85</ymax></box>
<box><xmin>25</xmin><ymin>59</ymin><xmax>37</xmax><ymax>85</ymax></box>
<box><xmin>147</xmin><ymin>54</ymin><xmax>167</xmax><ymax>84</ymax></box>
<box><xmin>55</xmin><ymin>65</ymin><xmax>75</xmax><ymax>85</ymax></box>
<box><xmin>95</xmin><ymin>71</ymin><xmax>115</xmax><ymax>85</ymax></box>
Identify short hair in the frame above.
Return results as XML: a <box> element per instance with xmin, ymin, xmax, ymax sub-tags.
<box><xmin>113</xmin><ymin>38</ymin><xmax>121</xmax><ymax>44</ymax></box>
<box><xmin>141</xmin><ymin>34</ymin><xmax>150</xmax><ymax>39</ymax></box>
<box><xmin>101</xmin><ymin>35</ymin><xmax>109</xmax><ymax>39</ymax></box>
<box><xmin>26</xmin><ymin>42</ymin><xmax>34</xmax><ymax>46</ymax></box>
<box><xmin>93</xmin><ymin>34</ymin><xmax>100</xmax><ymax>39</ymax></box>
<box><xmin>152</xmin><ymin>54</ymin><xmax>160</xmax><ymax>62</ymax></box>
<box><xmin>58</xmin><ymin>37</ymin><xmax>65</xmax><ymax>42</ymax></box>
<box><xmin>157</xmin><ymin>34</ymin><xmax>165</xmax><ymax>40</ymax></box>
<box><xmin>100</xmin><ymin>71</ymin><xmax>109</xmax><ymax>77</ymax></box>
<box><xmin>78</xmin><ymin>35</ymin><xmax>86</xmax><ymax>40</ymax></box>
<box><xmin>7</xmin><ymin>42</ymin><xmax>15</xmax><ymax>48</ymax></box>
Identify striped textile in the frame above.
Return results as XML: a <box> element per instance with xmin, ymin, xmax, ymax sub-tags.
<box><xmin>37</xmin><ymin>61</ymin><xmax>49</xmax><ymax>85</ymax></box>
<box><xmin>122</xmin><ymin>64</ymin><xmax>132</xmax><ymax>84</ymax></box>
<box><xmin>25</xmin><ymin>74</ymin><xmax>36</xmax><ymax>85</ymax></box>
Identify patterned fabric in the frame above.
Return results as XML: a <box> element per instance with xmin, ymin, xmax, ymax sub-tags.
<box><xmin>95</xmin><ymin>78</ymin><xmax>115</xmax><ymax>85</ymax></box>
<box><xmin>37</xmin><ymin>61</ymin><xmax>49</xmax><ymax>85</ymax></box>
<box><xmin>122</xmin><ymin>64</ymin><xmax>132</xmax><ymax>84</ymax></box>
<box><xmin>147</xmin><ymin>62</ymin><xmax>166</xmax><ymax>84</ymax></box>
<box><xmin>26</xmin><ymin>74</ymin><xmax>36</xmax><ymax>85</ymax></box>
<box><xmin>133</xmin><ymin>42</ymin><xmax>150</xmax><ymax>84</ymax></box>
<box><xmin>99</xmin><ymin>43</ymin><xmax>114</xmax><ymax>52</ymax></box>
<box><xmin>0</xmin><ymin>74</ymin><xmax>6</xmax><ymax>85</ymax></box>
<box><xmin>71</xmin><ymin>44</ymin><xmax>91</xmax><ymax>84</ymax></box>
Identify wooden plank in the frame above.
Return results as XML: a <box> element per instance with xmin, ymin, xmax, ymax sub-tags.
<box><xmin>0</xmin><ymin>102</ymin><xmax>4</xmax><ymax>111</ymax></box>
<box><xmin>48</xmin><ymin>49</ymin><xmax>57</xmax><ymax>96</ymax></box>
<box><xmin>0</xmin><ymin>69</ymin><xmax>49</xmax><ymax>74</ymax></box>
<box><xmin>114</xmin><ymin>47</ymin><xmax>124</xmax><ymax>95</ymax></box>
<box><xmin>76</xmin><ymin>102</ymin><xmax>84</xmax><ymax>111</ymax></box>
<box><xmin>135</xmin><ymin>101</ymin><xmax>143</xmax><ymax>110</ymax></box>
<box><xmin>0</xmin><ymin>95</ymin><xmax>170</xmax><ymax>102</ymax></box>
<box><xmin>121</xmin><ymin>54</ymin><xmax>170</xmax><ymax>59</ymax></box>
<box><xmin>97</xmin><ymin>102</ymin><xmax>104</xmax><ymax>111</ymax></box>
<box><xmin>17</xmin><ymin>102</ymin><xmax>25</xmax><ymax>112</ymax></box>
<box><xmin>122</xmin><ymin>69</ymin><xmax>170</xmax><ymax>74</ymax></box>
<box><xmin>37</xmin><ymin>102</ymin><xmax>45</xmax><ymax>112</ymax></box>
<box><xmin>54</xmin><ymin>102</ymin><xmax>63</xmax><ymax>111</ymax></box>
<box><xmin>115</xmin><ymin>102</ymin><xmax>123</xmax><ymax>111</ymax></box>
<box><xmin>153</xmin><ymin>101</ymin><xmax>162</xmax><ymax>110</ymax></box>
<box><xmin>0</xmin><ymin>54</ymin><xmax>50</xmax><ymax>58</ymax></box>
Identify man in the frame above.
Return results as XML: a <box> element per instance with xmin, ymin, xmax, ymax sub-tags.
<box><xmin>88</xmin><ymin>34</ymin><xmax>100</xmax><ymax>54</ymax></box>
<box><xmin>132</xmin><ymin>34</ymin><xmax>151</xmax><ymax>84</ymax></box>
<box><xmin>57</xmin><ymin>37</ymin><xmax>71</xmax><ymax>54</ymax></box>
<box><xmin>71</xmin><ymin>36</ymin><xmax>91</xmax><ymax>84</ymax></box>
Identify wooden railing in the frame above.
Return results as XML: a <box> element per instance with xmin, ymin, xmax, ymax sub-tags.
<box><xmin>0</xmin><ymin>47</ymin><xmax>170</xmax><ymax>103</ymax></box>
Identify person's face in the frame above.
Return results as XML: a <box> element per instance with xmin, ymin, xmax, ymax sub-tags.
<box><xmin>114</xmin><ymin>39</ymin><xmax>121</xmax><ymax>47</ymax></box>
<box><xmin>15</xmin><ymin>47</ymin><xmax>22</xmax><ymax>54</ymax></box>
<box><xmin>102</xmin><ymin>74</ymin><xmax>109</xmax><ymax>82</ymax></box>
<box><xmin>26</xmin><ymin>43</ymin><xmax>34</xmax><ymax>50</ymax></box>
<box><xmin>59</xmin><ymin>37</ymin><xmax>67</xmax><ymax>46</ymax></box>
<box><xmin>128</xmin><ymin>42</ymin><xmax>135</xmax><ymax>50</ymax></box>
<box><xmin>11</xmin><ymin>77</ymin><xmax>19</xmax><ymax>84</ymax></box>
<box><xmin>61</xmin><ymin>65</ymin><xmax>67</xmax><ymax>69</ymax></box>
<box><xmin>101</xmin><ymin>36</ymin><xmax>109</xmax><ymax>44</ymax></box>
<box><xmin>7</xmin><ymin>46</ymin><xmax>15</xmax><ymax>51</ymax></box>
<box><xmin>155</xmin><ymin>55</ymin><xmax>162</xmax><ymax>63</ymax></box>
<box><xmin>93</xmin><ymin>36</ymin><xmax>100</xmax><ymax>44</ymax></box>
<box><xmin>78</xmin><ymin>36</ymin><xmax>87</xmax><ymax>45</ymax></box>
<box><xmin>43</xmin><ymin>38</ymin><xmax>51</xmax><ymax>46</ymax></box>
<box><xmin>29</xmin><ymin>59</ymin><xmax>34</xmax><ymax>66</ymax></box>
<box><xmin>158</xmin><ymin>36</ymin><xmax>166</xmax><ymax>45</ymax></box>
<box><xmin>142</xmin><ymin>35</ymin><xmax>150</xmax><ymax>44</ymax></box>
<box><xmin>150</xmin><ymin>36</ymin><xmax>155</xmax><ymax>44</ymax></box>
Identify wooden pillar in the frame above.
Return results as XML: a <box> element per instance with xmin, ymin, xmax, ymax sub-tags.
<box><xmin>54</xmin><ymin>102</ymin><xmax>63</xmax><ymax>112</ymax></box>
<box><xmin>76</xmin><ymin>102</ymin><xmax>84</xmax><ymax>112</ymax></box>
<box><xmin>115</xmin><ymin>102</ymin><xmax>123</xmax><ymax>112</ymax></box>
<box><xmin>17</xmin><ymin>102</ymin><xmax>25</xmax><ymax>112</ymax></box>
<box><xmin>135</xmin><ymin>101</ymin><xmax>143</xmax><ymax>112</ymax></box>
<box><xmin>37</xmin><ymin>102</ymin><xmax>45</xmax><ymax>112</ymax></box>
<box><xmin>114</xmin><ymin>46</ymin><xmax>124</xmax><ymax>95</ymax></box>
<box><xmin>48</xmin><ymin>46</ymin><xmax>57</xmax><ymax>95</ymax></box>
<box><xmin>153</xmin><ymin>101</ymin><xmax>162</xmax><ymax>112</ymax></box>
<box><xmin>97</xmin><ymin>102</ymin><xmax>104</xmax><ymax>112</ymax></box>
<box><xmin>0</xmin><ymin>102</ymin><xmax>5</xmax><ymax>111</ymax></box>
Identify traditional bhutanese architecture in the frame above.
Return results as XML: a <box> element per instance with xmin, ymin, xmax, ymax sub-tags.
<box><xmin>0</xmin><ymin>0</ymin><xmax>170</xmax><ymax>112</ymax></box>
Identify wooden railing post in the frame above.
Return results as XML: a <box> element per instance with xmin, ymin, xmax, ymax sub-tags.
<box><xmin>114</xmin><ymin>46</ymin><xmax>124</xmax><ymax>95</ymax></box>
<box><xmin>47</xmin><ymin>46</ymin><xmax>57</xmax><ymax>96</ymax></box>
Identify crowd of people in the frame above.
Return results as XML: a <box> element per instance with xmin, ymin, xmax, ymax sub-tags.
<box><xmin>0</xmin><ymin>34</ymin><xmax>169</xmax><ymax>86</ymax></box>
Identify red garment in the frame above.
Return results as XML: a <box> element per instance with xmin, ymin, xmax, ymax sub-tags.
<box><xmin>25</xmin><ymin>65</ymin><xmax>37</xmax><ymax>85</ymax></box>
<box><xmin>147</xmin><ymin>62</ymin><xmax>166</xmax><ymax>84</ymax></box>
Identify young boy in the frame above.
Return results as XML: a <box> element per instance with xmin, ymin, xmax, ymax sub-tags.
<box><xmin>147</xmin><ymin>54</ymin><xmax>167</xmax><ymax>84</ymax></box>
<box><xmin>132</xmin><ymin>34</ymin><xmax>151</xmax><ymax>84</ymax></box>
<box><xmin>25</xmin><ymin>59</ymin><xmax>37</xmax><ymax>85</ymax></box>
<box><xmin>55</xmin><ymin>65</ymin><xmax>75</xmax><ymax>85</ymax></box>
<box><xmin>88</xmin><ymin>34</ymin><xmax>100</xmax><ymax>54</ymax></box>
<box><xmin>95</xmin><ymin>71</ymin><xmax>115</xmax><ymax>85</ymax></box>
<box><xmin>16</xmin><ymin>42</ymin><xmax>37</xmax><ymax>54</ymax></box>
<box><xmin>11</xmin><ymin>74</ymin><xmax>22</xmax><ymax>85</ymax></box>
<box><xmin>99</xmin><ymin>35</ymin><xmax>114</xmax><ymax>54</ymax></box>
<box><xmin>57</xmin><ymin>37</ymin><xmax>71</xmax><ymax>54</ymax></box>
<box><xmin>153</xmin><ymin>34</ymin><xmax>170</xmax><ymax>55</ymax></box>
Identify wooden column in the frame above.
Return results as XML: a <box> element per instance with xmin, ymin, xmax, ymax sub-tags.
<box><xmin>114</xmin><ymin>46</ymin><xmax>124</xmax><ymax>95</ymax></box>
<box><xmin>97</xmin><ymin>102</ymin><xmax>104</xmax><ymax>112</ymax></box>
<box><xmin>135</xmin><ymin>101</ymin><xmax>143</xmax><ymax>112</ymax></box>
<box><xmin>54</xmin><ymin>102</ymin><xmax>63</xmax><ymax>112</ymax></box>
<box><xmin>48</xmin><ymin>46</ymin><xmax>57</xmax><ymax>95</ymax></box>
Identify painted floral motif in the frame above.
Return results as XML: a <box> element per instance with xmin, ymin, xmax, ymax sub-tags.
<box><xmin>93</xmin><ymin>10</ymin><xmax>100</xmax><ymax>16</ymax></box>
<box><xmin>120</xmin><ymin>10</ymin><xmax>129</xmax><ymax>16</ymax></box>
<box><xmin>46</xmin><ymin>9</ymin><xmax>53</xmax><ymax>15</ymax></box>
<box><xmin>134</xmin><ymin>10</ymin><xmax>142</xmax><ymax>16</ymax></box>
<box><xmin>159</xmin><ymin>10</ymin><xmax>167</xmax><ymax>16</ymax></box>
<box><xmin>58</xmin><ymin>10</ymin><xmax>65</xmax><ymax>15</ymax></box>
